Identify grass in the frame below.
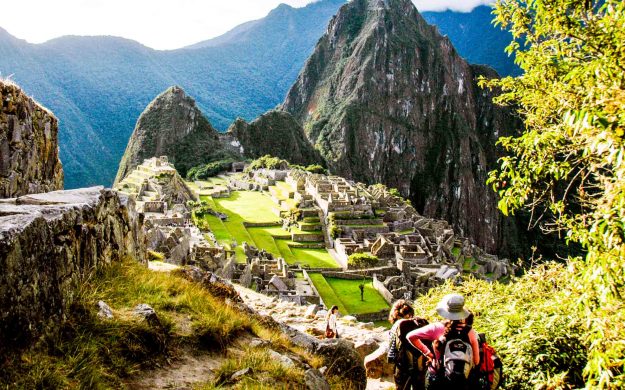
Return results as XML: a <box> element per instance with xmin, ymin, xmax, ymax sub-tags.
<box><xmin>0</xmin><ymin>261</ymin><xmax>257</xmax><ymax>388</ymax></box>
<box><xmin>0</xmin><ymin>260</ymin><xmax>328</xmax><ymax>389</ymax></box>
<box><xmin>452</xmin><ymin>246</ymin><xmax>461</xmax><ymax>258</ymax></box>
<box><xmin>199</xmin><ymin>193</ymin><xmax>339</xmax><ymax>268</ymax></box>
<box><xmin>214</xmin><ymin>191</ymin><xmax>279</xmax><ymax>224</ymax></box>
<box><xmin>308</xmin><ymin>274</ymin><xmax>390</xmax><ymax>315</ymax></box>
<box><xmin>290</xmin><ymin>247</ymin><xmax>338</xmax><ymax>268</ymax></box>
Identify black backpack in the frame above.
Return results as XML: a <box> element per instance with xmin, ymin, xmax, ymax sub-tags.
<box><xmin>387</xmin><ymin>317</ymin><xmax>429</xmax><ymax>366</ymax></box>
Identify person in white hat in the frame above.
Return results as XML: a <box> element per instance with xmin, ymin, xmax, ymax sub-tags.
<box><xmin>406</xmin><ymin>294</ymin><xmax>480</xmax><ymax>389</ymax></box>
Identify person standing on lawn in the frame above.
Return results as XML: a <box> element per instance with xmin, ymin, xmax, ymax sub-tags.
<box><xmin>325</xmin><ymin>305</ymin><xmax>340</xmax><ymax>338</ymax></box>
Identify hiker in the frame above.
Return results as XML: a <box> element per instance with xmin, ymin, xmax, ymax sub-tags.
<box><xmin>406</xmin><ymin>294</ymin><xmax>480</xmax><ymax>390</ymax></box>
<box><xmin>325</xmin><ymin>305</ymin><xmax>339</xmax><ymax>338</ymax></box>
<box><xmin>387</xmin><ymin>300</ymin><xmax>429</xmax><ymax>390</ymax></box>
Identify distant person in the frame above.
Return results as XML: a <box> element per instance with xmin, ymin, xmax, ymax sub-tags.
<box><xmin>387</xmin><ymin>300</ymin><xmax>429</xmax><ymax>390</ymax></box>
<box><xmin>406</xmin><ymin>294</ymin><xmax>480</xmax><ymax>390</ymax></box>
<box><xmin>325</xmin><ymin>305</ymin><xmax>339</xmax><ymax>339</ymax></box>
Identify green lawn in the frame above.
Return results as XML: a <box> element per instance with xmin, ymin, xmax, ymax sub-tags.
<box><xmin>214</xmin><ymin>191</ymin><xmax>280</xmax><ymax>223</ymax></box>
<box><xmin>197</xmin><ymin>190</ymin><xmax>339</xmax><ymax>267</ymax></box>
<box><xmin>290</xmin><ymin>247</ymin><xmax>337</xmax><ymax>268</ymax></box>
<box><xmin>308</xmin><ymin>274</ymin><xmax>390</xmax><ymax>315</ymax></box>
<box><xmin>308</xmin><ymin>273</ymin><xmax>347</xmax><ymax>313</ymax></box>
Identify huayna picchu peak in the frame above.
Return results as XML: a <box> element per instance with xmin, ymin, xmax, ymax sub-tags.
<box><xmin>282</xmin><ymin>0</ymin><xmax>523</xmax><ymax>256</ymax></box>
<box><xmin>114</xmin><ymin>86</ymin><xmax>235</xmax><ymax>184</ymax></box>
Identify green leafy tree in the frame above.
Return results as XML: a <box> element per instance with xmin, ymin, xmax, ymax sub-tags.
<box><xmin>481</xmin><ymin>1</ymin><xmax>625</xmax><ymax>386</ymax></box>
<box><xmin>348</xmin><ymin>253</ymin><xmax>379</xmax><ymax>269</ymax></box>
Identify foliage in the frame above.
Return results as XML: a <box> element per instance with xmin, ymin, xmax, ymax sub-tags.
<box><xmin>413</xmin><ymin>263</ymin><xmax>586</xmax><ymax>389</ymax></box>
<box><xmin>187</xmin><ymin>158</ymin><xmax>235</xmax><ymax>181</ymax></box>
<box><xmin>480</xmin><ymin>0</ymin><xmax>625</xmax><ymax>386</ymax></box>
<box><xmin>245</xmin><ymin>155</ymin><xmax>290</xmax><ymax>172</ymax></box>
<box><xmin>347</xmin><ymin>253</ymin><xmax>379</xmax><ymax>269</ymax></box>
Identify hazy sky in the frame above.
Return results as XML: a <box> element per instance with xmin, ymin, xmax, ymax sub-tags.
<box><xmin>0</xmin><ymin>0</ymin><xmax>494</xmax><ymax>50</ymax></box>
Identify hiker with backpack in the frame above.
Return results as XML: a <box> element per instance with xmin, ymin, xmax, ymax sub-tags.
<box><xmin>406</xmin><ymin>294</ymin><xmax>480</xmax><ymax>390</ymax></box>
<box><xmin>464</xmin><ymin>312</ymin><xmax>504</xmax><ymax>390</ymax></box>
<box><xmin>387</xmin><ymin>300</ymin><xmax>430</xmax><ymax>390</ymax></box>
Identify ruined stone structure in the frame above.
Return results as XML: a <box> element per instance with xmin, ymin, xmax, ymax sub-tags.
<box><xmin>0</xmin><ymin>80</ymin><xmax>63</xmax><ymax>198</ymax></box>
<box><xmin>115</xmin><ymin>157</ymin><xmax>227</xmax><ymax>271</ymax></box>
<box><xmin>0</xmin><ymin>187</ymin><xmax>145</xmax><ymax>348</ymax></box>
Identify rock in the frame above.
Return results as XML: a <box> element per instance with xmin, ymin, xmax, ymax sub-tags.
<box><xmin>341</xmin><ymin>315</ymin><xmax>358</xmax><ymax>324</ymax></box>
<box><xmin>364</xmin><ymin>342</ymin><xmax>394</xmax><ymax>379</ymax></box>
<box><xmin>362</xmin><ymin>322</ymin><xmax>375</xmax><ymax>330</ymax></box>
<box><xmin>269</xmin><ymin>349</ymin><xmax>295</xmax><ymax>368</ymax></box>
<box><xmin>316</xmin><ymin>310</ymin><xmax>328</xmax><ymax>319</ymax></box>
<box><xmin>97</xmin><ymin>301</ymin><xmax>114</xmax><ymax>319</ymax></box>
<box><xmin>305</xmin><ymin>304</ymin><xmax>319</xmax><ymax>319</ymax></box>
<box><xmin>0</xmin><ymin>187</ymin><xmax>145</xmax><ymax>348</ymax></box>
<box><xmin>315</xmin><ymin>339</ymin><xmax>367</xmax><ymax>389</ymax></box>
<box><xmin>133</xmin><ymin>303</ymin><xmax>162</xmax><ymax>328</ymax></box>
<box><xmin>0</xmin><ymin>80</ymin><xmax>63</xmax><ymax>198</ymax></box>
<box><xmin>230</xmin><ymin>367</ymin><xmax>253</xmax><ymax>381</ymax></box>
<box><xmin>249</xmin><ymin>338</ymin><xmax>270</xmax><ymax>348</ymax></box>
<box><xmin>319</xmin><ymin>366</ymin><xmax>328</xmax><ymax>375</ymax></box>
<box><xmin>355</xmin><ymin>338</ymin><xmax>379</xmax><ymax>360</ymax></box>
<box><xmin>305</xmin><ymin>368</ymin><xmax>330</xmax><ymax>390</ymax></box>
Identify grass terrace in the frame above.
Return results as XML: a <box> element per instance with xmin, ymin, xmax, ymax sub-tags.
<box><xmin>198</xmin><ymin>185</ymin><xmax>340</xmax><ymax>268</ymax></box>
<box><xmin>308</xmin><ymin>274</ymin><xmax>390</xmax><ymax>316</ymax></box>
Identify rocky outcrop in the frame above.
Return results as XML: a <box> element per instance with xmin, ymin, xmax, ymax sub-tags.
<box><xmin>281</xmin><ymin>0</ymin><xmax>523</xmax><ymax>256</ymax></box>
<box><xmin>115</xmin><ymin>86</ymin><xmax>236</xmax><ymax>184</ymax></box>
<box><xmin>227</xmin><ymin>110</ymin><xmax>323</xmax><ymax>166</ymax></box>
<box><xmin>0</xmin><ymin>80</ymin><xmax>63</xmax><ymax>197</ymax></box>
<box><xmin>0</xmin><ymin>186</ymin><xmax>145</xmax><ymax>350</ymax></box>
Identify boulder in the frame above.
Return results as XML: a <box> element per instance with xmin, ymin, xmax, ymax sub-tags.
<box><xmin>97</xmin><ymin>301</ymin><xmax>114</xmax><ymax>319</ymax></box>
<box><xmin>354</xmin><ymin>338</ymin><xmax>379</xmax><ymax>360</ymax></box>
<box><xmin>305</xmin><ymin>304</ymin><xmax>319</xmax><ymax>319</ymax></box>
<box><xmin>316</xmin><ymin>310</ymin><xmax>328</xmax><ymax>319</ymax></box>
<box><xmin>269</xmin><ymin>349</ymin><xmax>295</xmax><ymax>368</ymax></box>
<box><xmin>133</xmin><ymin>303</ymin><xmax>162</xmax><ymax>328</ymax></box>
<box><xmin>305</xmin><ymin>368</ymin><xmax>330</xmax><ymax>390</ymax></box>
<box><xmin>315</xmin><ymin>339</ymin><xmax>367</xmax><ymax>389</ymax></box>
<box><xmin>364</xmin><ymin>342</ymin><xmax>394</xmax><ymax>379</ymax></box>
<box><xmin>231</xmin><ymin>367</ymin><xmax>253</xmax><ymax>381</ymax></box>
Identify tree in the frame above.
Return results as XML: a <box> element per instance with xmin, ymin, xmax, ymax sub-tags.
<box><xmin>348</xmin><ymin>253</ymin><xmax>379</xmax><ymax>269</ymax></box>
<box><xmin>480</xmin><ymin>1</ymin><xmax>625</xmax><ymax>386</ymax></box>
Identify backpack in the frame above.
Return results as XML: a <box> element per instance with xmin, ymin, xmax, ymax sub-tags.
<box><xmin>387</xmin><ymin>317</ymin><xmax>429</xmax><ymax>365</ymax></box>
<box><xmin>439</xmin><ymin>326</ymin><xmax>474</xmax><ymax>383</ymax></box>
<box><xmin>476</xmin><ymin>333</ymin><xmax>504</xmax><ymax>390</ymax></box>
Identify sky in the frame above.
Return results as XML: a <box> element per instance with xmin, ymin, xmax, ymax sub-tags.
<box><xmin>0</xmin><ymin>0</ymin><xmax>495</xmax><ymax>50</ymax></box>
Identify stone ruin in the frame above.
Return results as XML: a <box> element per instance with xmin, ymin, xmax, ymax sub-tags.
<box><xmin>115</xmin><ymin>157</ymin><xmax>228</xmax><ymax>271</ymax></box>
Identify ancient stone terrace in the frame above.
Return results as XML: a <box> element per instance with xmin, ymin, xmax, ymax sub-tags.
<box><xmin>114</xmin><ymin>157</ymin><xmax>227</xmax><ymax>272</ymax></box>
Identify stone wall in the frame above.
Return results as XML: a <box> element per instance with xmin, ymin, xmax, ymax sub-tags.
<box><xmin>0</xmin><ymin>80</ymin><xmax>64</xmax><ymax>197</ymax></box>
<box><xmin>372</xmin><ymin>274</ymin><xmax>395</xmax><ymax>305</ymax></box>
<box><xmin>0</xmin><ymin>187</ymin><xmax>145</xmax><ymax>350</ymax></box>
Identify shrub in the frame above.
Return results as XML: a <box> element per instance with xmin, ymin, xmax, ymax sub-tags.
<box><xmin>186</xmin><ymin>158</ymin><xmax>235</xmax><ymax>180</ymax></box>
<box><xmin>245</xmin><ymin>155</ymin><xmax>289</xmax><ymax>171</ymax></box>
<box><xmin>348</xmin><ymin>253</ymin><xmax>379</xmax><ymax>269</ymax></box>
<box><xmin>413</xmin><ymin>263</ymin><xmax>586</xmax><ymax>389</ymax></box>
<box><xmin>304</xmin><ymin>164</ymin><xmax>327</xmax><ymax>174</ymax></box>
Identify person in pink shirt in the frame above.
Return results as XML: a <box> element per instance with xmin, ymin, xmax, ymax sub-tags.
<box><xmin>406</xmin><ymin>294</ymin><xmax>480</xmax><ymax>389</ymax></box>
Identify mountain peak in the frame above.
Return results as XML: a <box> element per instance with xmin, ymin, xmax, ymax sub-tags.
<box><xmin>281</xmin><ymin>0</ymin><xmax>522</xmax><ymax>256</ymax></box>
<box><xmin>115</xmin><ymin>86</ymin><xmax>224</xmax><ymax>184</ymax></box>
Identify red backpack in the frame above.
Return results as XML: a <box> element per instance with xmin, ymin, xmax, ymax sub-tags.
<box><xmin>477</xmin><ymin>334</ymin><xmax>503</xmax><ymax>389</ymax></box>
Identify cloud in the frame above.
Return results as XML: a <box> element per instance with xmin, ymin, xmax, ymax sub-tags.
<box><xmin>412</xmin><ymin>0</ymin><xmax>495</xmax><ymax>12</ymax></box>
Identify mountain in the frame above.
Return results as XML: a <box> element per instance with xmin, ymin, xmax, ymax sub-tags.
<box><xmin>115</xmin><ymin>86</ymin><xmax>234</xmax><ymax>183</ymax></box>
<box><xmin>421</xmin><ymin>5</ymin><xmax>520</xmax><ymax>77</ymax></box>
<box><xmin>0</xmin><ymin>1</ymin><xmax>517</xmax><ymax>190</ymax></box>
<box><xmin>281</xmin><ymin>0</ymin><xmax>524</xmax><ymax>256</ymax></box>
<box><xmin>0</xmin><ymin>1</ymin><xmax>344</xmax><ymax>189</ymax></box>
<box><xmin>226</xmin><ymin>110</ymin><xmax>323</xmax><ymax>166</ymax></box>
